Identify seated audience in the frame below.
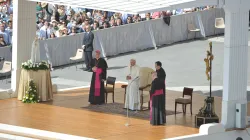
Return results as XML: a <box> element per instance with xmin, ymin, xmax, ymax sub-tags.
<box><xmin>0</xmin><ymin>35</ymin><xmax>7</xmax><ymax>47</ymax></box>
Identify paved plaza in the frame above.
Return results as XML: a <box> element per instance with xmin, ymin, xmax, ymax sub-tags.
<box><xmin>1</xmin><ymin>33</ymin><xmax>250</xmax><ymax>96</ymax></box>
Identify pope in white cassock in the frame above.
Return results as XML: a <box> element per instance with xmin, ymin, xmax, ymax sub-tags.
<box><xmin>124</xmin><ymin>59</ymin><xmax>140</xmax><ymax>110</ymax></box>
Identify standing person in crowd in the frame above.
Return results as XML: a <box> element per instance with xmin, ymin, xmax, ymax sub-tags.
<box><xmin>93</xmin><ymin>21</ymin><xmax>100</xmax><ymax>30</ymax></box>
<box><xmin>126</xmin><ymin>16</ymin><xmax>133</xmax><ymax>24</ymax></box>
<box><xmin>0</xmin><ymin>34</ymin><xmax>7</xmax><ymax>47</ymax></box>
<box><xmin>102</xmin><ymin>22</ymin><xmax>109</xmax><ymax>29</ymax></box>
<box><xmin>62</xmin><ymin>28</ymin><xmax>68</xmax><ymax>36</ymax></box>
<box><xmin>36</xmin><ymin>2</ymin><xmax>43</xmax><ymax>22</ymax></box>
<box><xmin>150</xmin><ymin>72</ymin><xmax>166</xmax><ymax>125</ymax></box>
<box><xmin>51</xmin><ymin>20</ymin><xmax>59</xmax><ymax>32</ymax></box>
<box><xmin>69</xmin><ymin>26</ymin><xmax>77</xmax><ymax>35</ymax></box>
<box><xmin>40</xmin><ymin>21</ymin><xmax>52</xmax><ymax>39</ymax></box>
<box><xmin>5</xmin><ymin>21</ymin><xmax>12</xmax><ymax>44</ymax></box>
<box><xmin>116</xmin><ymin>18</ymin><xmax>122</xmax><ymax>26</ymax></box>
<box><xmin>82</xmin><ymin>25</ymin><xmax>94</xmax><ymax>72</ymax></box>
<box><xmin>145</xmin><ymin>13</ymin><xmax>151</xmax><ymax>21</ymax></box>
<box><xmin>50</xmin><ymin>32</ymin><xmax>56</xmax><ymax>38</ymax></box>
<box><xmin>0</xmin><ymin>23</ymin><xmax>10</xmax><ymax>45</ymax></box>
<box><xmin>88</xmin><ymin>50</ymin><xmax>108</xmax><ymax>105</ymax></box>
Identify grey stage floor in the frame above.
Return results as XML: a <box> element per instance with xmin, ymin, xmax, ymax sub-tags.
<box><xmin>1</xmin><ymin>33</ymin><xmax>250</xmax><ymax>93</ymax></box>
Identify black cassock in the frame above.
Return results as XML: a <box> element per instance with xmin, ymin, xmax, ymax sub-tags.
<box><xmin>150</xmin><ymin>78</ymin><xmax>166</xmax><ymax>125</ymax></box>
<box><xmin>88</xmin><ymin>58</ymin><xmax>108</xmax><ymax>105</ymax></box>
<box><xmin>156</xmin><ymin>68</ymin><xmax>166</xmax><ymax>113</ymax></box>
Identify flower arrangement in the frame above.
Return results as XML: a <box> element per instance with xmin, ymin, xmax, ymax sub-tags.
<box><xmin>22</xmin><ymin>80</ymin><xmax>40</xmax><ymax>103</ymax></box>
<box><xmin>21</xmin><ymin>60</ymin><xmax>49</xmax><ymax>71</ymax></box>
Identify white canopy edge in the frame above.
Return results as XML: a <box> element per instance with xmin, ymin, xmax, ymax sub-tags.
<box><xmin>27</xmin><ymin>0</ymin><xmax>219</xmax><ymax>14</ymax></box>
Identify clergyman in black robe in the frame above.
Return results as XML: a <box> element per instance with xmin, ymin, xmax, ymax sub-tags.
<box><xmin>150</xmin><ymin>72</ymin><xmax>166</xmax><ymax>125</ymax></box>
<box><xmin>88</xmin><ymin>50</ymin><xmax>108</xmax><ymax>105</ymax></box>
<box><xmin>155</xmin><ymin>61</ymin><xmax>166</xmax><ymax>113</ymax></box>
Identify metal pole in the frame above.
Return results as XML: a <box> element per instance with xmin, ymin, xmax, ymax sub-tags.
<box><xmin>125</xmin><ymin>80</ymin><xmax>130</xmax><ymax>127</ymax></box>
<box><xmin>210</xmin><ymin>45</ymin><xmax>212</xmax><ymax>97</ymax></box>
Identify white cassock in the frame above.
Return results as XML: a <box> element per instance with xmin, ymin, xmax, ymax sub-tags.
<box><xmin>124</xmin><ymin>65</ymin><xmax>140</xmax><ymax>110</ymax></box>
<box><xmin>31</xmin><ymin>38</ymin><xmax>41</xmax><ymax>63</ymax></box>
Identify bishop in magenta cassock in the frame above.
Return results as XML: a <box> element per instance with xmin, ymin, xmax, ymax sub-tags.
<box><xmin>88</xmin><ymin>50</ymin><xmax>108</xmax><ymax>105</ymax></box>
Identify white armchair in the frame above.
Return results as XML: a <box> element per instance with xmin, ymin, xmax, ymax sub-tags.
<box><xmin>139</xmin><ymin>67</ymin><xmax>154</xmax><ymax>110</ymax></box>
<box><xmin>121</xmin><ymin>67</ymin><xmax>154</xmax><ymax>110</ymax></box>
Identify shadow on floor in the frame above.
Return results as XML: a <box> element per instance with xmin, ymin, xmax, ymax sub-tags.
<box><xmin>107</xmin><ymin>66</ymin><xmax>127</xmax><ymax>70</ymax></box>
<box><xmin>203</xmin><ymin>90</ymin><xmax>250</xmax><ymax>102</ymax></box>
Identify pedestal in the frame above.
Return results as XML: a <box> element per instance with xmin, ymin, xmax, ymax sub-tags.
<box><xmin>17</xmin><ymin>69</ymin><xmax>53</xmax><ymax>102</ymax></box>
<box><xmin>195</xmin><ymin>115</ymin><xmax>219</xmax><ymax>128</ymax></box>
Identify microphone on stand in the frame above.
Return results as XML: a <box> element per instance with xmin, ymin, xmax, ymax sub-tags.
<box><xmin>125</xmin><ymin>76</ymin><xmax>139</xmax><ymax>127</ymax></box>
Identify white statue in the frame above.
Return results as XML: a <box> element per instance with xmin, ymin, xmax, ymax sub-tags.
<box><xmin>31</xmin><ymin>36</ymin><xmax>41</xmax><ymax>63</ymax></box>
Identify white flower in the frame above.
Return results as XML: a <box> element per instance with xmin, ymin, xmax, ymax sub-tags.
<box><xmin>37</xmin><ymin>100</ymin><xmax>40</xmax><ymax>102</ymax></box>
<box><xmin>22</xmin><ymin>99</ymin><xmax>25</xmax><ymax>102</ymax></box>
<box><xmin>29</xmin><ymin>98</ymin><xmax>33</xmax><ymax>100</ymax></box>
<box><xmin>26</xmin><ymin>96</ymin><xmax>28</xmax><ymax>99</ymax></box>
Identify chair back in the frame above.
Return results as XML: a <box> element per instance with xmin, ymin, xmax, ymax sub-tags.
<box><xmin>139</xmin><ymin>67</ymin><xmax>154</xmax><ymax>91</ymax></box>
<box><xmin>2</xmin><ymin>61</ymin><xmax>11</xmax><ymax>72</ymax></box>
<box><xmin>106</xmin><ymin>76</ymin><xmax>116</xmax><ymax>88</ymax></box>
<box><xmin>183</xmin><ymin>87</ymin><xmax>193</xmax><ymax>99</ymax></box>
<box><xmin>188</xmin><ymin>23</ymin><xmax>195</xmax><ymax>30</ymax></box>
<box><xmin>75</xmin><ymin>49</ymin><xmax>83</xmax><ymax>58</ymax></box>
<box><xmin>215</xmin><ymin>18</ymin><xmax>225</xmax><ymax>28</ymax></box>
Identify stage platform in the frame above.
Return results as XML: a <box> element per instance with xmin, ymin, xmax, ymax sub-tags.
<box><xmin>1</xmin><ymin>83</ymin><xmax>250</xmax><ymax>139</ymax></box>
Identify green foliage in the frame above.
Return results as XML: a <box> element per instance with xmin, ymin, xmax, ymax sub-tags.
<box><xmin>21</xmin><ymin>60</ymin><xmax>49</xmax><ymax>71</ymax></box>
<box><xmin>22</xmin><ymin>80</ymin><xmax>40</xmax><ymax>103</ymax></box>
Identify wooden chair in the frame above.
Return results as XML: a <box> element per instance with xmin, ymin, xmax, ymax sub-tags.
<box><xmin>175</xmin><ymin>87</ymin><xmax>193</xmax><ymax>115</ymax></box>
<box><xmin>105</xmin><ymin>76</ymin><xmax>116</xmax><ymax>103</ymax></box>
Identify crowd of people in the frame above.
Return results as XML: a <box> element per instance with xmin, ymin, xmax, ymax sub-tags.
<box><xmin>0</xmin><ymin>0</ymin><xmax>13</xmax><ymax>47</ymax></box>
<box><xmin>36</xmin><ymin>2</ymin><xmax>215</xmax><ymax>40</ymax></box>
<box><xmin>0</xmin><ymin>1</ymin><xmax>217</xmax><ymax>47</ymax></box>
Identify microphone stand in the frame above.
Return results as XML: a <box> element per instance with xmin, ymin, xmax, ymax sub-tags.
<box><xmin>125</xmin><ymin>82</ymin><xmax>130</xmax><ymax>127</ymax></box>
<box><xmin>125</xmin><ymin>76</ymin><xmax>139</xmax><ymax>127</ymax></box>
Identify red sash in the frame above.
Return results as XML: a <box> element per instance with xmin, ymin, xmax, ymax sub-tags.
<box><xmin>94</xmin><ymin>68</ymin><xmax>102</xmax><ymax>97</ymax></box>
<box><xmin>150</xmin><ymin>89</ymin><xmax>163</xmax><ymax>120</ymax></box>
